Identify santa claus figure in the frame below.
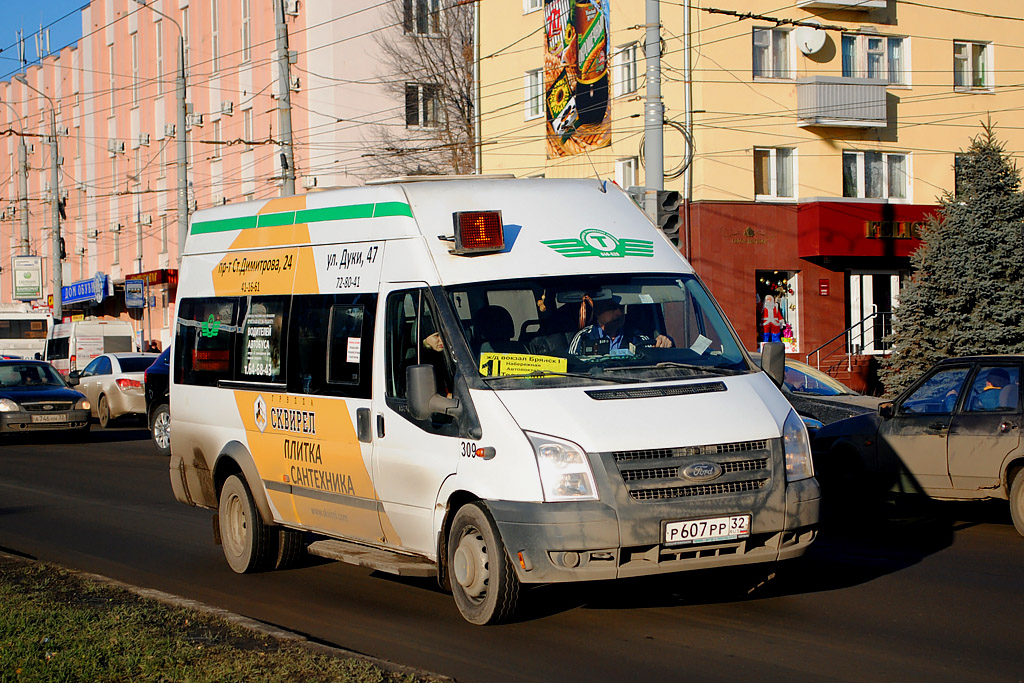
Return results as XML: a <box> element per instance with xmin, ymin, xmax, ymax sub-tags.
<box><xmin>762</xmin><ymin>294</ymin><xmax>784</xmax><ymax>343</ymax></box>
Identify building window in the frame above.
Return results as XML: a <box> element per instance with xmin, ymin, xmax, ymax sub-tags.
<box><xmin>843</xmin><ymin>151</ymin><xmax>908</xmax><ymax>200</ymax></box>
<box><xmin>161</xmin><ymin>214</ymin><xmax>168</xmax><ymax>254</ymax></box>
<box><xmin>240</xmin><ymin>0</ymin><xmax>251</xmax><ymax>62</ymax></box>
<box><xmin>405</xmin><ymin>83</ymin><xmax>441</xmax><ymax>128</ymax></box>
<box><xmin>524</xmin><ymin>0</ymin><xmax>542</xmax><ymax>12</ymax></box>
<box><xmin>613</xmin><ymin>43</ymin><xmax>639</xmax><ymax>97</ymax></box>
<box><xmin>131</xmin><ymin>33</ymin><xmax>139</xmax><ymax>104</ymax></box>
<box><xmin>243</xmin><ymin>109</ymin><xmax>254</xmax><ymax>150</ymax></box>
<box><xmin>109</xmin><ymin>45</ymin><xmax>116</xmax><ymax>111</ymax></box>
<box><xmin>754</xmin><ymin>147</ymin><xmax>795</xmax><ymax>199</ymax></box>
<box><xmin>404</xmin><ymin>0</ymin><xmax>440</xmax><ymax>36</ymax></box>
<box><xmin>182</xmin><ymin>7</ymin><xmax>190</xmax><ymax>73</ymax></box>
<box><xmin>954</xmin><ymin>41</ymin><xmax>991</xmax><ymax>91</ymax></box>
<box><xmin>524</xmin><ymin>69</ymin><xmax>544</xmax><ymax>120</ymax></box>
<box><xmin>212</xmin><ymin>120</ymin><xmax>222</xmax><ymax>159</ymax></box>
<box><xmin>752</xmin><ymin>27</ymin><xmax>791</xmax><ymax>80</ymax></box>
<box><xmin>842</xmin><ymin>34</ymin><xmax>906</xmax><ymax>85</ymax></box>
<box><xmin>211</xmin><ymin>0</ymin><xmax>220</xmax><ymax>73</ymax></box>
<box><xmin>615</xmin><ymin>157</ymin><xmax>638</xmax><ymax>190</ymax></box>
<box><xmin>155</xmin><ymin>21</ymin><xmax>164</xmax><ymax>96</ymax></box>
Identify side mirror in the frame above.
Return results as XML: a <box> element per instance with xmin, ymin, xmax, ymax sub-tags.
<box><xmin>67</xmin><ymin>371</ymin><xmax>81</xmax><ymax>386</ymax></box>
<box><xmin>878</xmin><ymin>401</ymin><xmax>895</xmax><ymax>419</ymax></box>
<box><xmin>760</xmin><ymin>342</ymin><xmax>786</xmax><ymax>388</ymax></box>
<box><xmin>406</xmin><ymin>364</ymin><xmax>460</xmax><ymax>421</ymax></box>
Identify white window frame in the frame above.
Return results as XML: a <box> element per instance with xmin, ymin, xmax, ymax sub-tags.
<box><xmin>211</xmin><ymin>0</ymin><xmax>220</xmax><ymax>74</ymax></box>
<box><xmin>406</xmin><ymin>82</ymin><xmax>441</xmax><ymax>128</ymax></box>
<box><xmin>406</xmin><ymin>0</ymin><xmax>441</xmax><ymax>36</ymax></box>
<box><xmin>523</xmin><ymin>0</ymin><xmax>543</xmax><ymax>13</ymax></box>
<box><xmin>752</xmin><ymin>27</ymin><xmax>793</xmax><ymax>80</ymax></box>
<box><xmin>613</xmin><ymin>43</ymin><xmax>639</xmax><ymax>97</ymax></box>
<box><xmin>753</xmin><ymin>147</ymin><xmax>796</xmax><ymax>201</ymax></box>
<box><xmin>243</xmin><ymin>109</ymin><xmax>254</xmax><ymax>151</ymax></box>
<box><xmin>954</xmin><ymin>40</ymin><xmax>993</xmax><ymax>92</ymax></box>
<box><xmin>615</xmin><ymin>157</ymin><xmax>638</xmax><ymax>190</ymax></box>
<box><xmin>842</xmin><ymin>34</ymin><xmax>909</xmax><ymax>86</ymax></box>
<box><xmin>843</xmin><ymin>150</ymin><xmax>911</xmax><ymax>201</ymax></box>
<box><xmin>524</xmin><ymin>69</ymin><xmax>544</xmax><ymax>120</ymax></box>
<box><xmin>212</xmin><ymin>120</ymin><xmax>222</xmax><ymax>159</ymax></box>
<box><xmin>155</xmin><ymin>21</ymin><xmax>164</xmax><ymax>96</ymax></box>
<box><xmin>241</xmin><ymin>0</ymin><xmax>251</xmax><ymax>63</ymax></box>
<box><xmin>131</xmin><ymin>33</ymin><xmax>139</xmax><ymax>104</ymax></box>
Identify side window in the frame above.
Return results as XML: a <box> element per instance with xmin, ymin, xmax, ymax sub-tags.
<box><xmin>385</xmin><ymin>289</ymin><xmax>453</xmax><ymax>400</ymax></box>
<box><xmin>965</xmin><ymin>365</ymin><xmax>1020</xmax><ymax>413</ymax></box>
<box><xmin>175</xmin><ymin>297</ymin><xmax>239</xmax><ymax>387</ymax></box>
<box><xmin>47</xmin><ymin>337</ymin><xmax>69</xmax><ymax>360</ymax></box>
<box><xmin>81</xmin><ymin>357</ymin><xmax>103</xmax><ymax>376</ymax></box>
<box><xmin>237</xmin><ymin>295</ymin><xmax>289</xmax><ymax>385</ymax></box>
<box><xmin>900</xmin><ymin>366</ymin><xmax>970</xmax><ymax>415</ymax></box>
<box><xmin>287</xmin><ymin>293</ymin><xmax>376</xmax><ymax>398</ymax></box>
<box><xmin>95</xmin><ymin>357</ymin><xmax>112</xmax><ymax>375</ymax></box>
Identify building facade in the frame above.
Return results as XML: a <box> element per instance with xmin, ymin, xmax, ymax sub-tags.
<box><xmin>479</xmin><ymin>0</ymin><xmax>1024</xmax><ymax>387</ymax></box>
<box><xmin>0</xmin><ymin>0</ymin><xmax>418</xmax><ymax>346</ymax></box>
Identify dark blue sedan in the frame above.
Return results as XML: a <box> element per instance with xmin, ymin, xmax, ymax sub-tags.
<box><xmin>0</xmin><ymin>360</ymin><xmax>92</xmax><ymax>435</ymax></box>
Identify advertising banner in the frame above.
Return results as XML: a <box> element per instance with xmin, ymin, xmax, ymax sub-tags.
<box><xmin>544</xmin><ymin>0</ymin><xmax>611</xmax><ymax>159</ymax></box>
<box><xmin>12</xmin><ymin>256</ymin><xmax>43</xmax><ymax>301</ymax></box>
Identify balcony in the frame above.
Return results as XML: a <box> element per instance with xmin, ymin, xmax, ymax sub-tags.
<box><xmin>797</xmin><ymin>76</ymin><xmax>888</xmax><ymax>128</ymax></box>
<box><xmin>796</xmin><ymin>0</ymin><xmax>886</xmax><ymax>9</ymax></box>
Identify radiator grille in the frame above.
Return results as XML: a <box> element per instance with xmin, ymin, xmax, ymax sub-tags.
<box><xmin>613</xmin><ymin>440</ymin><xmax>768</xmax><ymax>463</ymax></box>
<box><xmin>21</xmin><ymin>401</ymin><xmax>75</xmax><ymax>412</ymax></box>
<box><xmin>629</xmin><ymin>478</ymin><xmax>767</xmax><ymax>501</ymax></box>
<box><xmin>621</xmin><ymin>458</ymin><xmax>768</xmax><ymax>482</ymax></box>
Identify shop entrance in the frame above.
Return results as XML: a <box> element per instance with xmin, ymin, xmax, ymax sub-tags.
<box><xmin>756</xmin><ymin>270</ymin><xmax>800</xmax><ymax>354</ymax></box>
<box><xmin>848</xmin><ymin>271</ymin><xmax>901</xmax><ymax>354</ymax></box>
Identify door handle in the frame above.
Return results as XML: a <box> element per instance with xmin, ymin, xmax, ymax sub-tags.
<box><xmin>376</xmin><ymin>414</ymin><xmax>385</xmax><ymax>439</ymax></box>
<box><xmin>1000</xmin><ymin>421</ymin><xmax>1018</xmax><ymax>433</ymax></box>
<box><xmin>928</xmin><ymin>421</ymin><xmax>948</xmax><ymax>430</ymax></box>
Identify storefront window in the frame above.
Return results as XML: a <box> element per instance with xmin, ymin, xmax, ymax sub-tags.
<box><xmin>756</xmin><ymin>271</ymin><xmax>799</xmax><ymax>353</ymax></box>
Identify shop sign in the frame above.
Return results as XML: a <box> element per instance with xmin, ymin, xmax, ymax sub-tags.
<box><xmin>62</xmin><ymin>273</ymin><xmax>109</xmax><ymax>305</ymax></box>
<box><xmin>125</xmin><ymin>268</ymin><xmax>178</xmax><ymax>287</ymax></box>
<box><xmin>12</xmin><ymin>256</ymin><xmax>43</xmax><ymax>301</ymax></box>
<box><xmin>865</xmin><ymin>221</ymin><xmax>924</xmax><ymax>239</ymax></box>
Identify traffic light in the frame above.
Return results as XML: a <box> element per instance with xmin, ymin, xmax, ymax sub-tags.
<box><xmin>655</xmin><ymin>190</ymin><xmax>682</xmax><ymax>243</ymax></box>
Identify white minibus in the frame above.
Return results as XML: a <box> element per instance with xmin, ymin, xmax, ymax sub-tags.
<box><xmin>170</xmin><ymin>177</ymin><xmax>820</xmax><ymax>624</ymax></box>
<box><xmin>46</xmin><ymin>319</ymin><xmax>137</xmax><ymax>375</ymax></box>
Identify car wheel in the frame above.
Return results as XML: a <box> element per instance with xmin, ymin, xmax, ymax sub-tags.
<box><xmin>1010</xmin><ymin>471</ymin><xmax>1024</xmax><ymax>538</ymax></box>
<box><xmin>218</xmin><ymin>475</ymin><xmax>275</xmax><ymax>574</ymax></box>
<box><xmin>448</xmin><ymin>502</ymin><xmax>521</xmax><ymax>625</ymax></box>
<box><xmin>275</xmin><ymin>528</ymin><xmax>306</xmax><ymax>570</ymax></box>
<box><xmin>97</xmin><ymin>395</ymin><xmax>111</xmax><ymax>428</ymax></box>
<box><xmin>151</xmin><ymin>404</ymin><xmax>171</xmax><ymax>456</ymax></box>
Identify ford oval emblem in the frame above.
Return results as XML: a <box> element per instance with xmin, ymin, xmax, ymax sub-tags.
<box><xmin>682</xmin><ymin>461</ymin><xmax>723</xmax><ymax>482</ymax></box>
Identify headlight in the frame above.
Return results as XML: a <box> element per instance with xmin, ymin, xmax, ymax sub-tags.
<box><xmin>0</xmin><ymin>398</ymin><xmax>20</xmax><ymax>412</ymax></box>
<box><xmin>783</xmin><ymin>409</ymin><xmax>814</xmax><ymax>482</ymax></box>
<box><xmin>75</xmin><ymin>397</ymin><xmax>91</xmax><ymax>411</ymax></box>
<box><xmin>526</xmin><ymin>432</ymin><xmax>598</xmax><ymax>502</ymax></box>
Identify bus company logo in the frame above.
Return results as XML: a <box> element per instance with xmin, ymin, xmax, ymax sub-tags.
<box><xmin>253</xmin><ymin>395</ymin><xmax>268</xmax><ymax>433</ymax></box>
<box><xmin>542</xmin><ymin>229</ymin><xmax>654</xmax><ymax>259</ymax></box>
<box><xmin>200</xmin><ymin>314</ymin><xmax>222</xmax><ymax>338</ymax></box>
<box><xmin>682</xmin><ymin>461</ymin><xmax>723</xmax><ymax>482</ymax></box>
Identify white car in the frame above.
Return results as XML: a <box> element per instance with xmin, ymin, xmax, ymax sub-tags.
<box><xmin>69</xmin><ymin>352</ymin><xmax>159</xmax><ymax>428</ymax></box>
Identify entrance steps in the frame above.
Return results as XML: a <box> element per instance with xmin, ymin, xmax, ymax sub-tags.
<box><xmin>307</xmin><ymin>538</ymin><xmax>437</xmax><ymax>577</ymax></box>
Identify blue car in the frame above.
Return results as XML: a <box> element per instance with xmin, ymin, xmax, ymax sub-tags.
<box><xmin>0</xmin><ymin>360</ymin><xmax>92</xmax><ymax>436</ymax></box>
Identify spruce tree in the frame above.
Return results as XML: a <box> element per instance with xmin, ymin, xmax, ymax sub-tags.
<box><xmin>881</xmin><ymin>122</ymin><xmax>1024</xmax><ymax>396</ymax></box>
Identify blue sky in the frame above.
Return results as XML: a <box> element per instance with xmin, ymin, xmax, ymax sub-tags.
<box><xmin>1</xmin><ymin>1</ymin><xmax>86</xmax><ymax>80</ymax></box>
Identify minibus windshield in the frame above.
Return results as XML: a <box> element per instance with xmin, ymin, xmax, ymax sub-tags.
<box><xmin>446</xmin><ymin>273</ymin><xmax>751</xmax><ymax>387</ymax></box>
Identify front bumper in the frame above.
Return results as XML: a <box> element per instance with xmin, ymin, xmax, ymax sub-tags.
<box><xmin>0</xmin><ymin>409</ymin><xmax>91</xmax><ymax>432</ymax></box>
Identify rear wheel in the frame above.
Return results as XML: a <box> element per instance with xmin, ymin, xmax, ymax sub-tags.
<box><xmin>97</xmin><ymin>395</ymin><xmax>111</xmax><ymax>428</ymax></box>
<box><xmin>219</xmin><ymin>475</ymin><xmax>275</xmax><ymax>573</ymax></box>
<box><xmin>151</xmin><ymin>404</ymin><xmax>171</xmax><ymax>456</ymax></box>
<box><xmin>1009</xmin><ymin>471</ymin><xmax>1024</xmax><ymax>537</ymax></box>
<box><xmin>448</xmin><ymin>502</ymin><xmax>521</xmax><ymax>625</ymax></box>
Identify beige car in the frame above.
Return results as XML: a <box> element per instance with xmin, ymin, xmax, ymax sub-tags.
<box><xmin>69</xmin><ymin>352</ymin><xmax>159</xmax><ymax>427</ymax></box>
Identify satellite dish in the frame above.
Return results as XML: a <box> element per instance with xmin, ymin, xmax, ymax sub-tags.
<box><xmin>795</xmin><ymin>24</ymin><xmax>827</xmax><ymax>55</ymax></box>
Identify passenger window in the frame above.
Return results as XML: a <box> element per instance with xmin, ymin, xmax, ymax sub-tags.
<box><xmin>94</xmin><ymin>357</ymin><xmax>112</xmax><ymax>375</ymax></box>
<box><xmin>965</xmin><ymin>365</ymin><xmax>1020</xmax><ymax>413</ymax></box>
<box><xmin>385</xmin><ymin>290</ymin><xmax>453</xmax><ymax>401</ymax></box>
<box><xmin>175</xmin><ymin>297</ymin><xmax>238</xmax><ymax>386</ymax></box>
<box><xmin>287</xmin><ymin>294</ymin><xmax>376</xmax><ymax>399</ymax></box>
<box><xmin>900</xmin><ymin>367</ymin><xmax>970</xmax><ymax>415</ymax></box>
<box><xmin>237</xmin><ymin>296</ymin><xmax>289</xmax><ymax>385</ymax></box>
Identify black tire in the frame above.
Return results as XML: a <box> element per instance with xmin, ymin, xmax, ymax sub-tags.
<box><xmin>1010</xmin><ymin>471</ymin><xmax>1024</xmax><ymax>538</ymax></box>
<box><xmin>448</xmin><ymin>502</ymin><xmax>521</xmax><ymax>625</ymax></box>
<box><xmin>275</xmin><ymin>528</ymin><xmax>306</xmax><ymax>570</ymax></box>
<box><xmin>218</xmin><ymin>475</ymin><xmax>275</xmax><ymax>573</ymax></box>
<box><xmin>97</xmin><ymin>395</ymin><xmax>111</xmax><ymax>429</ymax></box>
<box><xmin>151</xmin><ymin>404</ymin><xmax>171</xmax><ymax>456</ymax></box>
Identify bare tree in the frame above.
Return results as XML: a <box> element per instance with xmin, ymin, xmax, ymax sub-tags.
<box><xmin>368</xmin><ymin>0</ymin><xmax>475</xmax><ymax>177</ymax></box>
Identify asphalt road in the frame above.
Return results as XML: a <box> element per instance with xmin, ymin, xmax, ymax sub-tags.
<box><xmin>1</xmin><ymin>425</ymin><xmax>1023</xmax><ymax>682</ymax></box>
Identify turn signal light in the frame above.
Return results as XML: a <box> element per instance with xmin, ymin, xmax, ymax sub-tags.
<box><xmin>452</xmin><ymin>211</ymin><xmax>504</xmax><ymax>254</ymax></box>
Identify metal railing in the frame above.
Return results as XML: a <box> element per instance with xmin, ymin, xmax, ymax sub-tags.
<box><xmin>805</xmin><ymin>311</ymin><xmax>892</xmax><ymax>371</ymax></box>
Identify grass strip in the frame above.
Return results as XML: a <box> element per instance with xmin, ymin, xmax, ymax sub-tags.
<box><xmin>0</xmin><ymin>554</ymin><xmax>434</xmax><ymax>683</ymax></box>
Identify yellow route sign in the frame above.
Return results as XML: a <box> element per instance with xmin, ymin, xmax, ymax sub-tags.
<box><xmin>478</xmin><ymin>353</ymin><xmax>568</xmax><ymax>377</ymax></box>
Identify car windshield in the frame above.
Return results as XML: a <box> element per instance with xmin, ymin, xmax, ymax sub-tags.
<box><xmin>0</xmin><ymin>363</ymin><xmax>67</xmax><ymax>388</ymax></box>
<box><xmin>445</xmin><ymin>273</ymin><xmax>750</xmax><ymax>388</ymax></box>
<box><xmin>784</xmin><ymin>360</ymin><xmax>856</xmax><ymax>396</ymax></box>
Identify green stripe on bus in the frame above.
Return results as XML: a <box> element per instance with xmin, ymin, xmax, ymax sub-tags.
<box><xmin>189</xmin><ymin>201</ymin><xmax>413</xmax><ymax>235</ymax></box>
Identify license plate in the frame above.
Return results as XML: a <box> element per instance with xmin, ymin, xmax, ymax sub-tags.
<box><xmin>31</xmin><ymin>413</ymin><xmax>68</xmax><ymax>423</ymax></box>
<box><xmin>664</xmin><ymin>514</ymin><xmax>750</xmax><ymax>545</ymax></box>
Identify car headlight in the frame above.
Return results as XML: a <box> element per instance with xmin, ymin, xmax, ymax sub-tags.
<box><xmin>0</xmin><ymin>398</ymin><xmax>20</xmax><ymax>412</ymax></box>
<box><xmin>526</xmin><ymin>432</ymin><xmax>598</xmax><ymax>502</ymax></box>
<box><xmin>783</xmin><ymin>409</ymin><xmax>815</xmax><ymax>482</ymax></box>
<box><xmin>75</xmin><ymin>397</ymin><xmax>91</xmax><ymax>411</ymax></box>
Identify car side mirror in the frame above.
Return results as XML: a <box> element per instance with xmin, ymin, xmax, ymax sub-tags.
<box><xmin>406</xmin><ymin>364</ymin><xmax>460</xmax><ymax>421</ymax></box>
<box><xmin>760</xmin><ymin>341</ymin><xmax>785</xmax><ymax>388</ymax></box>
<box><xmin>67</xmin><ymin>371</ymin><xmax>81</xmax><ymax>386</ymax></box>
<box><xmin>879</xmin><ymin>401</ymin><xmax>895</xmax><ymax>419</ymax></box>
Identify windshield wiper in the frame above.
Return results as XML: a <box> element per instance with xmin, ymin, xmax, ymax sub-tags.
<box><xmin>602</xmin><ymin>362</ymin><xmax>743</xmax><ymax>376</ymax></box>
<box><xmin>481</xmin><ymin>370</ymin><xmax>640</xmax><ymax>385</ymax></box>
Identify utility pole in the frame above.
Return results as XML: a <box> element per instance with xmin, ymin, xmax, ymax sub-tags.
<box><xmin>643</xmin><ymin>0</ymin><xmax>664</xmax><ymax>221</ymax></box>
<box><xmin>15</xmin><ymin>74</ymin><xmax>61</xmax><ymax>320</ymax></box>
<box><xmin>275</xmin><ymin>0</ymin><xmax>296</xmax><ymax>196</ymax></box>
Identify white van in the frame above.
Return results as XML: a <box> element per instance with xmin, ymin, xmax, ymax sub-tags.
<box><xmin>170</xmin><ymin>177</ymin><xmax>820</xmax><ymax>624</ymax></box>
<box><xmin>46</xmin><ymin>319</ymin><xmax>138</xmax><ymax>375</ymax></box>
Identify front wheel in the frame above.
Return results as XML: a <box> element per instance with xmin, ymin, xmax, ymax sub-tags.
<box><xmin>448</xmin><ymin>502</ymin><xmax>521</xmax><ymax>625</ymax></box>
<box><xmin>151</xmin><ymin>404</ymin><xmax>171</xmax><ymax>456</ymax></box>
<box><xmin>1010</xmin><ymin>471</ymin><xmax>1024</xmax><ymax>537</ymax></box>
<box><xmin>219</xmin><ymin>475</ymin><xmax>275</xmax><ymax>573</ymax></box>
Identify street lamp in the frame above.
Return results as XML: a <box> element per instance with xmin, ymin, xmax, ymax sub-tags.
<box><xmin>0</xmin><ymin>98</ymin><xmax>30</xmax><ymax>256</ymax></box>
<box><xmin>14</xmin><ymin>74</ymin><xmax>62</xmax><ymax>320</ymax></box>
<box><xmin>132</xmin><ymin>0</ymin><xmax>188</xmax><ymax>259</ymax></box>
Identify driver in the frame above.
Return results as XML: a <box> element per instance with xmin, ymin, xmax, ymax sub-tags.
<box><xmin>568</xmin><ymin>297</ymin><xmax>673</xmax><ymax>355</ymax></box>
